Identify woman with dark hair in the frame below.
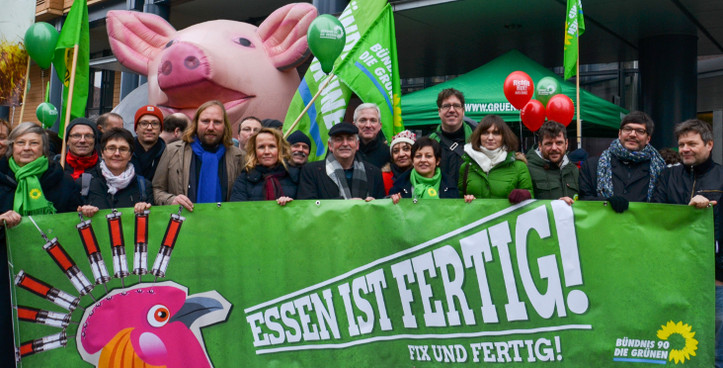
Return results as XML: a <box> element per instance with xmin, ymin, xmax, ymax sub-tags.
<box><xmin>230</xmin><ymin>127</ymin><xmax>299</xmax><ymax>205</ymax></box>
<box><xmin>77</xmin><ymin>128</ymin><xmax>153</xmax><ymax>217</ymax></box>
<box><xmin>459</xmin><ymin>115</ymin><xmax>533</xmax><ymax>204</ymax></box>
<box><xmin>381</xmin><ymin>130</ymin><xmax>416</xmax><ymax>194</ymax></box>
<box><xmin>388</xmin><ymin>137</ymin><xmax>458</xmax><ymax>203</ymax></box>
<box><xmin>0</xmin><ymin>122</ymin><xmax>81</xmax><ymax>216</ymax></box>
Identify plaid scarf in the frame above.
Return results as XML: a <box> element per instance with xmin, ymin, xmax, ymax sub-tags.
<box><xmin>596</xmin><ymin>139</ymin><xmax>665</xmax><ymax>201</ymax></box>
<box><xmin>9</xmin><ymin>156</ymin><xmax>56</xmax><ymax>215</ymax></box>
<box><xmin>325</xmin><ymin>154</ymin><xmax>368</xmax><ymax>199</ymax></box>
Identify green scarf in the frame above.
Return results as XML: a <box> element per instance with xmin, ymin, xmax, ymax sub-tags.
<box><xmin>410</xmin><ymin>167</ymin><xmax>442</xmax><ymax>199</ymax></box>
<box><xmin>9</xmin><ymin>156</ymin><xmax>56</xmax><ymax>215</ymax></box>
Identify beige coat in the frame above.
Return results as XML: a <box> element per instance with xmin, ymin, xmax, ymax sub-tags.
<box><xmin>152</xmin><ymin>140</ymin><xmax>244</xmax><ymax>205</ymax></box>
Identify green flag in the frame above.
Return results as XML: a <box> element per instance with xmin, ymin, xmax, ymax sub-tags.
<box><xmin>335</xmin><ymin>4</ymin><xmax>404</xmax><ymax>142</ymax></box>
<box><xmin>563</xmin><ymin>0</ymin><xmax>585</xmax><ymax>80</ymax></box>
<box><xmin>52</xmin><ymin>0</ymin><xmax>89</xmax><ymax>138</ymax></box>
<box><xmin>283</xmin><ymin>0</ymin><xmax>387</xmax><ymax>161</ymax></box>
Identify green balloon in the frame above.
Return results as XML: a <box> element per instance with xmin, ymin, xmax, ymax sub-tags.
<box><xmin>24</xmin><ymin>22</ymin><xmax>59</xmax><ymax>69</ymax></box>
<box><xmin>534</xmin><ymin>76</ymin><xmax>562</xmax><ymax>106</ymax></box>
<box><xmin>36</xmin><ymin>102</ymin><xmax>58</xmax><ymax>128</ymax></box>
<box><xmin>307</xmin><ymin>15</ymin><xmax>346</xmax><ymax>74</ymax></box>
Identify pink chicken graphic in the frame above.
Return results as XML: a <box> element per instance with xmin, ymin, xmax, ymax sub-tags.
<box><xmin>77</xmin><ymin>282</ymin><xmax>231</xmax><ymax>368</ymax></box>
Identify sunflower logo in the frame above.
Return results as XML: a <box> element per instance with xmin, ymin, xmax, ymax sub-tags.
<box><xmin>427</xmin><ymin>188</ymin><xmax>437</xmax><ymax>197</ymax></box>
<box><xmin>657</xmin><ymin>320</ymin><xmax>698</xmax><ymax>364</ymax></box>
<box><xmin>29</xmin><ymin>188</ymin><xmax>42</xmax><ymax>200</ymax></box>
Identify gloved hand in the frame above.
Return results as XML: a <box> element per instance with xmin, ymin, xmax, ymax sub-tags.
<box><xmin>606</xmin><ymin>196</ymin><xmax>629</xmax><ymax>213</ymax></box>
<box><xmin>508</xmin><ymin>189</ymin><xmax>532</xmax><ymax>204</ymax></box>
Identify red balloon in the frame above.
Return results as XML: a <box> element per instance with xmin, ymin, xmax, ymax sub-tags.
<box><xmin>521</xmin><ymin>100</ymin><xmax>546</xmax><ymax>132</ymax></box>
<box><xmin>546</xmin><ymin>94</ymin><xmax>575</xmax><ymax>126</ymax></box>
<box><xmin>503</xmin><ymin>71</ymin><xmax>534</xmax><ymax>109</ymax></box>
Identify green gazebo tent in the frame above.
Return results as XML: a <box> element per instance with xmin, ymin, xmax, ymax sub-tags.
<box><xmin>401</xmin><ymin>50</ymin><xmax>628</xmax><ymax>137</ymax></box>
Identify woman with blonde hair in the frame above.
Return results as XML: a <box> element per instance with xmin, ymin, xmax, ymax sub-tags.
<box><xmin>230</xmin><ymin>127</ymin><xmax>299</xmax><ymax>205</ymax></box>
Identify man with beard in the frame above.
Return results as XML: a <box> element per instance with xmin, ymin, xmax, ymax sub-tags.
<box><xmin>286</xmin><ymin>130</ymin><xmax>311</xmax><ymax>167</ymax></box>
<box><xmin>353</xmin><ymin>103</ymin><xmax>390</xmax><ymax>169</ymax></box>
<box><xmin>428</xmin><ymin>88</ymin><xmax>475</xmax><ymax>182</ymax></box>
<box><xmin>526</xmin><ymin>121</ymin><xmax>579</xmax><ymax>204</ymax></box>
<box><xmin>131</xmin><ymin>105</ymin><xmax>166</xmax><ymax>181</ymax></box>
<box><xmin>297</xmin><ymin>122</ymin><xmax>385</xmax><ymax>200</ymax></box>
<box><xmin>153</xmin><ymin>100</ymin><xmax>244</xmax><ymax>211</ymax></box>
<box><xmin>579</xmin><ymin>111</ymin><xmax>665</xmax><ymax>212</ymax></box>
<box><xmin>652</xmin><ymin>119</ymin><xmax>723</xmax><ymax>366</ymax></box>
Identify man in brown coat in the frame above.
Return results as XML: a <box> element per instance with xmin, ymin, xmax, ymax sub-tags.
<box><xmin>152</xmin><ymin>100</ymin><xmax>244</xmax><ymax>211</ymax></box>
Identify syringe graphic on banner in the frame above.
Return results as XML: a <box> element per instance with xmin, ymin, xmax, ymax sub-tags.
<box><xmin>28</xmin><ymin>216</ymin><xmax>95</xmax><ymax>300</ymax></box>
<box><xmin>107</xmin><ymin>210</ymin><xmax>129</xmax><ymax>287</ymax></box>
<box><xmin>151</xmin><ymin>206</ymin><xmax>185</xmax><ymax>281</ymax></box>
<box><xmin>17</xmin><ymin>331</ymin><xmax>70</xmax><ymax>360</ymax></box>
<box><xmin>134</xmin><ymin>210</ymin><xmax>150</xmax><ymax>282</ymax></box>
<box><xmin>77</xmin><ymin>213</ymin><xmax>111</xmax><ymax>293</ymax></box>
<box><xmin>14</xmin><ymin>271</ymin><xmax>81</xmax><ymax>311</ymax></box>
<box><xmin>17</xmin><ymin>306</ymin><xmax>73</xmax><ymax>329</ymax></box>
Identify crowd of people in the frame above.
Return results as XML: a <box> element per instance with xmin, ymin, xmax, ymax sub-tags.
<box><xmin>0</xmin><ymin>87</ymin><xmax>722</xmax><ymax>365</ymax></box>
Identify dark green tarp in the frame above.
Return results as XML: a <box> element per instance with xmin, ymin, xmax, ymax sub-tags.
<box><xmin>401</xmin><ymin>50</ymin><xmax>628</xmax><ymax>136</ymax></box>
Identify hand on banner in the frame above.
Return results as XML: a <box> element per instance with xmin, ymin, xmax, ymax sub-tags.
<box><xmin>77</xmin><ymin>205</ymin><xmax>99</xmax><ymax>218</ymax></box>
<box><xmin>559</xmin><ymin>196</ymin><xmax>575</xmax><ymax>206</ymax></box>
<box><xmin>171</xmin><ymin>195</ymin><xmax>194</xmax><ymax>212</ymax></box>
<box><xmin>134</xmin><ymin>202</ymin><xmax>152</xmax><ymax>214</ymax></box>
<box><xmin>689</xmin><ymin>195</ymin><xmax>716</xmax><ymax>209</ymax></box>
<box><xmin>606</xmin><ymin>196</ymin><xmax>629</xmax><ymax>213</ymax></box>
<box><xmin>390</xmin><ymin>193</ymin><xmax>402</xmax><ymax>204</ymax></box>
<box><xmin>464</xmin><ymin>194</ymin><xmax>475</xmax><ymax>203</ymax></box>
<box><xmin>276</xmin><ymin>196</ymin><xmax>293</xmax><ymax>206</ymax></box>
<box><xmin>0</xmin><ymin>210</ymin><xmax>21</xmax><ymax>228</ymax></box>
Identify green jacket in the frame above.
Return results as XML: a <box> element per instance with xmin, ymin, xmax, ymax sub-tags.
<box><xmin>458</xmin><ymin>151</ymin><xmax>534</xmax><ymax>199</ymax></box>
<box><xmin>525</xmin><ymin>148</ymin><xmax>580</xmax><ymax>200</ymax></box>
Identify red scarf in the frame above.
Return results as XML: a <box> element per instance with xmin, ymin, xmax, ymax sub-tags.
<box><xmin>66</xmin><ymin>151</ymin><xmax>98</xmax><ymax>179</ymax></box>
<box><xmin>263</xmin><ymin>172</ymin><xmax>286</xmax><ymax>200</ymax></box>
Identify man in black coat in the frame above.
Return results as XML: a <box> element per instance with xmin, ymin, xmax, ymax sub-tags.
<box><xmin>130</xmin><ymin>105</ymin><xmax>166</xmax><ymax>181</ymax></box>
<box><xmin>297</xmin><ymin>122</ymin><xmax>385</xmax><ymax>200</ymax></box>
<box><xmin>354</xmin><ymin>103</ymin><xmax>390</xmax><ymax>169</ymax></box>
<box><xmin>651</xmin><ymin>119</ymin><xmax>723</xmax><ymax>366</ymax></box>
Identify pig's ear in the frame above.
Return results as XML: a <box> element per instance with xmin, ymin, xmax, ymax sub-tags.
<box><xmin>106</xmin><ymin>10</ymin><xmax>176</xmax><ymax>75</ymax></box>
<box><xmin>258</xmin><ymin>3</ymin><xmax>318</xmax><ymax>71</ymax></box>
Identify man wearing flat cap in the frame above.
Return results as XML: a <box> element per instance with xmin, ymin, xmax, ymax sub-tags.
<box><xmin>131</xmin><ymin>105</ymin><xmax>166</xmax><ymax>181</ymax></box>
<box><xmin>297</xmin><ymin>122</ymin><xmax>385</xmax><ymax>200</ymax></box>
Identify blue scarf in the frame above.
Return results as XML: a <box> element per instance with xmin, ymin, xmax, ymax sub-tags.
<box><xmin>596</xmin><ymin>139</ymin><xmax>665</xmax><ymax>201</ymax></box>
<box><xmin>191</xmin><ymin>137</ymin><xmax>226</xmax><ymax>203</ymax></box>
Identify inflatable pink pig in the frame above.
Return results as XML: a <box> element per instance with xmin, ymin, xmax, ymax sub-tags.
<box><xmin>106</xmin><ymin>3</ymin><xmax>316</xmax><ymax>132</ymax></box>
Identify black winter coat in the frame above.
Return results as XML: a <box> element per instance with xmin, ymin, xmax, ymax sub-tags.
<box><xmin>579</xmin><ymin>155</ymin><xmax>652</xmax><ymax>202</ymax></box>
<box><xmin>358</xmin><ymin>134</ymin><xmax>390</xmax><ymax>169</ymax></box>
<box><xmin>652</xmin><ymin>157</ymin><xmax>723</xmax><ymax>280</ymax></box>
<box><xmin>297</xmin><ymin>159</ymin><xmax>386</xmax><ymax>200</ymax></box>
<box><xmin>79</xmin><ymin>167</ymin><xmax>154</xmax><ymax>210</ymax></box>
<box><xmin>388</xmin><ymin>169</ymin><xmax>459</xmax><ymax>199</ymax></box>
<box><xmin>0</xmin><ymin>158</ymin><xmax>81</xmax><ymax>214</ymax></box>
<box><xmin>230</xmin><ymin>164</ymin><xmax>300</xmax><ymax>201</ymax></box>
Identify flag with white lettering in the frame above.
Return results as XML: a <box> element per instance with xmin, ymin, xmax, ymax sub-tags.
<box><xmin>563</xmin><ymin>0</ymin><xmax>585</xmax><ymax>80</ymax></box>
<box><xmin>335</xmin><ymin>4</ymin><xmax>403</xmax><ymax>142</ymax></box>
<box><xmin>283</xmin><ymin>0</ymin><xmax>388</xmax><ymax>161</ymax></box>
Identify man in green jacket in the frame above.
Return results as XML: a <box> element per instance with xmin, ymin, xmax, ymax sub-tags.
<box><xmin>526</xmin><ymin>121</ymin><xmax>579</xmax><ymax>205</ymax></box>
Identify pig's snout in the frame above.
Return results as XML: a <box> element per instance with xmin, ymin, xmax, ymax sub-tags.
<box><xmin>157</xmin><ymin>42</ymin><xmax>209</xmax><ymax>89</ymax></box>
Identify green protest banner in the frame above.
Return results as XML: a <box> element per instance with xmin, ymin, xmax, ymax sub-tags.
<box><xmin>7</xmin><ymin>200</ymin><xmax>713</xmax><ymax>367</ymax></box>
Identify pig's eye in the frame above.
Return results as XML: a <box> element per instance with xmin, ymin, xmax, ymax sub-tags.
<box><xmin>234</xmin><ymin>38</ymin><xmax>254</xmax><ymax>47</ymax></box>
<box><xmin>165</xmin><ymin>40</ymin><xmax>174</xmax><ymax>49</ymax></box>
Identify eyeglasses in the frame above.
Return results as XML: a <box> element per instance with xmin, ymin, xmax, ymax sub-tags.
<box><xmin>69</xmin><ymin>133</ymin><xmax>95</xmax><ymax>140</ymax></box>
<box><xmin>621</xmin><ymin>127</ymin><xmax>647</xmax><ymax>135</ymax></box>
<box><xmin>138</xmin><ymin>121</ymin><xmax>161</xmax><ymax>129</ymax></box>
<box><xmin>440</xmin><ymin>103</ymin><xmax>463</xmax><ymax>111</ymax></box>
<box><xmin>103</xmin><ymin>145</ymin><xmax>130</xmax><ymax>154</ymax></box>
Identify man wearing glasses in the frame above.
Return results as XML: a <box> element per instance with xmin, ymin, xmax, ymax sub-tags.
<box><xmin>131</xmin><ymin>105</ymin><xmax>166</xmax><ymax>181</ymax></box>
<box><xmin>579</xmin><ymin>111</ymin><xmax>665</xmax><ymax>212</ymax></box>
<box><xmin>428</xmin><ymin>88</ymin><xmax>475</xmax><ymax>182</ymax></box>
<box><xmin>63</xmin><ymin>118</ymin><xmax>100</xmax><ymax>180</ymax></box>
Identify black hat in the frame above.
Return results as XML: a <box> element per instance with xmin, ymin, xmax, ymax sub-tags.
<box><xmin>261</xmin><ymin>119</ymin><xmax>283</xmax><ymax>129</ymax></box>
<box><xmin>328</xmin><ymin>122</ymin><xmax>358</xmax><ymax>137</ymax></box>
<box><xmin>287</xmin><ymin>130</ymin><xmax>311</xmax><ymax>146</ymax></box>
<box><xmin>65</xmin><ymin>117</ymin><xmax>99</xmax><ymax>142</ymax></box>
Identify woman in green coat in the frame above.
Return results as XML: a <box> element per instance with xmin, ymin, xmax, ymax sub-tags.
<box><xmin>459</xmin><ymin>115</ymin><xmax>533</xmax><ymax>204</ymax></box>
